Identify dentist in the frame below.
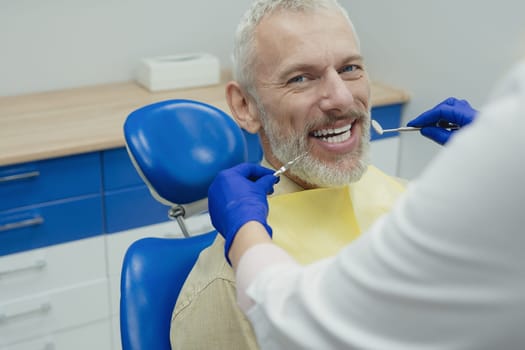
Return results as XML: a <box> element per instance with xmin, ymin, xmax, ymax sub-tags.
<box><xmin>207</xmin><ymin>61</ymin><xmax>525</xmax><ymax>349</ymax></box>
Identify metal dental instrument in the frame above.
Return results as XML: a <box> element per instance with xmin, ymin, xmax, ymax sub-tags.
<box><xmin>273</xmin><ymin>152</ymin><xmax>308</xmax><ymax>177</ymax></box>
<box><xmin>371</xmin><ymin>119</ymin><xmax>460</xmax><ymax>135</ymax></box>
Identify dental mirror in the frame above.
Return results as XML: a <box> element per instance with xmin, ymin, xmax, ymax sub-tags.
<box><xmin>371</xmin><ymin>120</ymin><xmax>420</xmax><ymax>135</ymax></box>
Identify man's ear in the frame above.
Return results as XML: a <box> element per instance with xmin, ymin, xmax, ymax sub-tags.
<box><xmin>225</xmin><ymin>81</ymin><xmax>261</xmax><ymax>133</ymax></box>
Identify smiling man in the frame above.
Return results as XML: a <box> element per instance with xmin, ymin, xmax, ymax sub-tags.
<box><xmin>227</xmin><ymin>1</ymin><xmax>371</xmax><ymax>191</ymax></box>
<box><xmin>169</xmin><ymin>1</ymin><xmax>405</xmax><ymax>349</ymax></box>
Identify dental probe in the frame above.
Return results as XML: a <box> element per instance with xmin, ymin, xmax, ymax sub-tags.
<box><xmin>371</xmin><ymin>119</ymin><xmax>460</xmax><ymax>135</ymax></box>
<box><xmin>273</xmin><ymin>152</ymin><xmax>308</xmax><ymax>177</ymax></box>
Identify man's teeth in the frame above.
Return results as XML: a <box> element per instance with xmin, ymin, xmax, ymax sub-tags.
<box><xmin>312</xmin><ymin>124</ymin><xmax>352</xmax><ymax>143</ymax></box>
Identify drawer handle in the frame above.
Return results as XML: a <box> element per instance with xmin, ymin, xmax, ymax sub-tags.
<box><xmin>0</xmin><ymin>216</ymin><xmax>44</xmax><ymax>232</ymax></box>
<box><xmin>0</xmin><ymin>170</ymin><xmax>40</xmax><ymax>183</ymax></box>
<box><xmin>0</xmin><ymin>259</ymin><xmax>46</xmax><ymax>277</ymax></box>
<box><xmin>0</xmin><ymin>302</ymin><xmax>51</xmax><ymax>324</ymax></box>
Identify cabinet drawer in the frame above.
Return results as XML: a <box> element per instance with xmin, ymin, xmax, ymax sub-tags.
<box><xmin>0</xmin><ymin>236</ymin><xmax>106</xmax><ymax>301</ymax></box>
<box><xmin>0</xmin><ymin>195</ymin><xmax>103</xmax><ymax>256</ymax></box>
<box><xmin>6</xmin><ymin>319</ymin><xmax>112</xmax><ymax>350</ymax></box>
<box><xmin>104</xmin><ymin>185</ymin><xmax>170</xmax><ymax>233</ymax></box>
<box><xmin>102</xmin><ymin>147</ymin><xmax>143</xmax><ymax>191</ymax></box>
<box><xmin>0</xmin><ymin>152</ymin><xmax>101</xmax><ymax>212</ymax></box>
<box><xmin>0</xmin><ymin>279</ymin><xmax>110</xmax><ymax>346</ymax></box>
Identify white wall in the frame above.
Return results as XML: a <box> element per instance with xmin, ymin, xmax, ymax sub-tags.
<box><xmin>2</xmin><ymin>0</ymin><xmax>524</xmax><ymax>178</ymax></box>
<box><xmin>0</xmin><ymin>0</ymin><xmax>251</xmax><ymax>95</ymax></box>
<box><xmin>345</xmin><ymin>0</ymin><xmax>525</xmax><ymax>178</ymax></box>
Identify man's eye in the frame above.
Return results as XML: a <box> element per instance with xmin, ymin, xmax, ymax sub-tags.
<box><xmin>339</xmin><ymin>64</ymin><xmax>364</xmax><ymax>80</ymax></box>
<box><xmin>287</xmin><ymin>75</ymin><xmax>306</xmax><ymax>84</ymax></box>
<box><xmin>340</xmin><ymin>65</ymin><xmax>359</xmax><ymax>73</ymax></box>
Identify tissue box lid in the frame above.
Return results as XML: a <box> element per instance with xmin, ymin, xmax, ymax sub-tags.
<box><xmin>136</xmin><ymin>53</ymin><xmax>220</xmax><ymax>92</ymax></box>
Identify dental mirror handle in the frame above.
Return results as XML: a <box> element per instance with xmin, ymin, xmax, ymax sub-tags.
<box><xmin>382</xmin><ymin>126</ymin><xmax>420</xmax><ymax>133</ymax></box>
<box><xmin>382</xmin><ymin>121</ymin><xmax>460</xmax><ymax>134</ymax></box>
<box><xmin>273</xmin><ymin>152</ymin><xmax>308</xmax><ymax>177</ymax></box>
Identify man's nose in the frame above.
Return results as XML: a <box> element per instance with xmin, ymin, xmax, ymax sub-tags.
<box><xmin>318</xmin><ymin>70</ymin><xmax>354</xmax><ymax>115</ymax></box>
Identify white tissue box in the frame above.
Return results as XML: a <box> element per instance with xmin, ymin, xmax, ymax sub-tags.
<box><xmin>135</xmin><ymin>53</ymin><xmax>221</xmax><ymax>92</ymax></box>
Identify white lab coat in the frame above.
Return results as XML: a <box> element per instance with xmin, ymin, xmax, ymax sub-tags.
<box><xmin>236</xmin><ymin>60</ymin><xmax>525</xmax><ymax>350</ymax></box>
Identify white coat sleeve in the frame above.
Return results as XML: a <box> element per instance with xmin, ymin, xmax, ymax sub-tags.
<box><xmin>239</xmin><ymin>61</ymin><xmax>525</xmax><ymax>350</ymax></box>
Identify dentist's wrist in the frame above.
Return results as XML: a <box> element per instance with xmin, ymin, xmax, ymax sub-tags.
<box><xmin>229</xmin><ymin>221</ymin><xmax>273</xmax><ymax>270</ymax></box>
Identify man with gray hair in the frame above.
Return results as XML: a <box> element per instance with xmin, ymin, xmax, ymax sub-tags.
<box><xmin>170</xmin><ymin>0</ymin><xmax>405</xmax><ymax>348</ymax></box>
<box><xmin>229</xmin><ymin>0</ymin><xmax>369</xmax><ymax>190</ymax></box>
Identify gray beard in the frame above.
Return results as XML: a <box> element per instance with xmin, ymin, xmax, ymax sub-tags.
<box><xmin>257</xmin><ymin>103</ymin><xmax>371</xmax><ymax>188</ymax></box>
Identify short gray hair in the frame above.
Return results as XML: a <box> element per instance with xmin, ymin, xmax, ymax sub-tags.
<box><xmin>232</xmin><ymin>0</ymin><xmax>360</xmax><ymax>97</ymax></box>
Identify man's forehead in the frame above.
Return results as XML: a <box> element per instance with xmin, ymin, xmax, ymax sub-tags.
<box><xmin>253</xmin><ymin>9</ymin><xmax>359</xmax><ymax>76</ymax></box>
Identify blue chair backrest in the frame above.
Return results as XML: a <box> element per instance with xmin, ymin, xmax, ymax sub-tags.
<box><xmin>120</xmin><ymin>99</ymin><xmax>261</xmax><ymax>350</ymax></box>
<box><xmin>123</xmin><ymin>99</ymin><xmax>261</xmax><ymax>206</ymax></box>
<box><xmin>120</xmin><ymin>232</ymin><xmax>217</xmax><ymax>350</ymax></box>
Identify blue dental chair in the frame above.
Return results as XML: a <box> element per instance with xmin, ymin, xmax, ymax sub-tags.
<box><xmin>119</xmin><ymin>99</ymin><xmax>262</xmax><ymax>350</ymax></box>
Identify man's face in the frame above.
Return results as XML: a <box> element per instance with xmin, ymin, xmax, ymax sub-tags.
<box><xmin>252</xmin><ymin>9</ymin><xmax>371</xmax><ymax>187</ymax></box>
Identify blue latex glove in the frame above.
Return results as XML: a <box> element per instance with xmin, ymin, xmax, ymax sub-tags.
<box><xmin>208</xmin><ymin>163</ymin><xmax>279</xmax><ymax>264</ymax></box>
<box><xmin>407</xmin><ymin>97</ymin><xmax>477</xmax><ymax>145</ymax></box>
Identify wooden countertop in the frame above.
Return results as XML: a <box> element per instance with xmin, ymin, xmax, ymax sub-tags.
<box><xmin>0</xmin><ymin>80</ymin><xmax>409</xmax><ymax>167</ymax></box>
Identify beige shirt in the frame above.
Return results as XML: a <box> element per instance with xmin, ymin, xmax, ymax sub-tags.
<box><xmin>170</xmin><ymin>165</ymin><xmax>405</xmax><ymax>349</ymax></box>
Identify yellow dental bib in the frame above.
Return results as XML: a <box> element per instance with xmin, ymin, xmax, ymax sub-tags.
<box><xmin>268</xmin><ymin>186</ymin><xmax>359</xmax><ymax>264</ymax></box>
<box><xmin>268</xmin><ymin>165</ymin><xmax>405</xmax><ymax>265</ymax></box>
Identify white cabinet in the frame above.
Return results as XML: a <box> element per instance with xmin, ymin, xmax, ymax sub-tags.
<box><xmin>370</xmin><ymin>137</ymin><xmax>401</xmax><ymax>176</ymax></box>
<box><xmin>0</xmin><ymin>237</ymin><xmax>111</xmax><ymax>349</ymax></box>
<box><xmin>6</xmin><ymin>320</ymin><xmax>112</xmax><ymax>350</ymax></box>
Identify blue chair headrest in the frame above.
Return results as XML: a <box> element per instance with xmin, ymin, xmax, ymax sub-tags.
<box><xmin>124</xmin><ymin>99</ymin><xmax>248</xmax><ymax>206</ymax></box>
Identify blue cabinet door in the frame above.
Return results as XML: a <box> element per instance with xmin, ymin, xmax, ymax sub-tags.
<box><xmin>0</xmin><ymin>195</ymin><xmax>103</xmax><ymax>256</ymax></box>
<box><xmin>0</xmin><ymin>152</ymin><xmax>101</xmax><ymax>212</ymax></box>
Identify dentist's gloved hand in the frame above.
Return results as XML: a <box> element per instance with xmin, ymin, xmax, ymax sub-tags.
<box><xmin>208</xmin><ymin>163</ymin><xmax>279</xmax><ymax>264</ymax></box>
<box><xmin>407</xmin><ymin>97</ymin><xmax>477</xmax><ymax>145</ymax></box>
